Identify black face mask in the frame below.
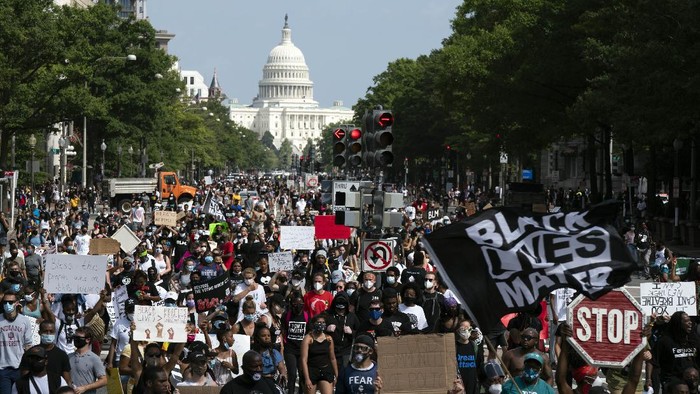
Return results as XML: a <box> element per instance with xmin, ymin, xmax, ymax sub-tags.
<box><xmin>29</xmin><ymin>360</ymin><xmax>45</xmax><ymax>373</ymax></box>
<box><xmin>73</xmin><ymin>337</ymin><xmax>88</xmax><ymax>349</ymax></box>
<box><xmin>403</xmin><ymin>296</ymin><xmax>417</xmax><ymax>306</ymax></box>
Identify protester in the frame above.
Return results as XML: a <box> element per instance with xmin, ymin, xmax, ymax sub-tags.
<box><xmin>11</xmin><ymin>345</ymin><xmax>69</xmax><ymax>394</ymax></box>
<box><xmin>336</xmin><ymin>334</ymin><xmax>382</xmax><ymax>394</ymax></box>
<box><xmin>300</xmin><ymin>314</ymin><xmax>338</xmax><ymax>394</ymax></box>
<box><xmin>0</xmin><ymin>291</ymin><xmax>34</xmax><ymax>392</ymax></box>
<box><xmin>501</xmin><ymin>353</ymin><xmax>554</xmax><ymax>394</ymax></box>
<box><xmin>68</xmin><ymin>327</ymin><xmax>107</xmax><ymax>394</ymax></box>
<box><xmin>221</xmin><ymin>350</ymin><xmax>277</xmax><ymax>393</ymax></box>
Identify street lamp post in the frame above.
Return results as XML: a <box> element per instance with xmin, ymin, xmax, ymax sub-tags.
<box><xmin>58</xmin><ymin>136</ymin><xmax>67</xmax><ymax>194</ymax></box>
<box><xmin>128</xmin><ymin>146</ymin><xmax>134</xmax><ymax>176</ymax></box>
<box><xmin>28</xmin><ymin>134</ymin><xmax>37</xmax><ymax>194</ymax></box>
<box><xmin>673</xmin><ymin>138</ymin><xmax>683</xmax><ymax>243</ymax></box>
<box><xmin>117</xmin><ymin>145</ymin><xmax>122</xmax><ymax>177</ymax></box>
<box><xmin>100</xmin><ymin>139</ymin><xmax>107</xmax><ymax>177</ymax></box>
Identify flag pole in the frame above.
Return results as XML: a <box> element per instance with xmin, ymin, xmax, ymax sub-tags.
<box><xmin>482</xmin><ymin>336</ymin><xmax>524</xmax><ymax>394</ymax></box>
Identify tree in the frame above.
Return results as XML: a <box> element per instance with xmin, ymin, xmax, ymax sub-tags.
<box><xmin>278</xmin><ymin>139</ymin><xmax>293</xmax><ymax>170</ymax></box>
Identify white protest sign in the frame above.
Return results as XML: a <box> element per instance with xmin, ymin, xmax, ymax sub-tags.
<box><xmin>280</xmin><ymin>226</ymin><xmax>315</xmax><ymax>250</ymax></box>
<box><xmin>111</xmin><ymin>225</ymin><xmax>141</xmax><ymax>253</ymax></box>
<box><xmin>231</xmin><ymin>334</ymin><xmax>251</xmax><ymax>378</ymax></box>
<box><xmin>44</xmin><ymin>255</ymin><xmax>107</xmax><ymax>295</ymax></box>
<box><xmin>204</xmin><ymin>176</ymin><xmax>213</xmax><ymax>185</ymax></box>
<box><xmin>640</xmin><ymin>282</ymin><xmax>697</xmax><ymax>316</ymax></box>
<box><xmin>268</xmin><ymin>251</ymin><xmax>294</xmax><ymax>272</ymax></box>
<box><xmin>113</xmin><ymin>286</ymin><xmax>129</xmax><ymax>319</ymax></box>
<box><xmin>133</xmin><ymin>305</ymin><xmax>189</xmax><ymax>343</ymax></box>
<box><xmin>27</xmin><ymin>316</ymin><xmax>40</xmax><ymax>346</ymax></box>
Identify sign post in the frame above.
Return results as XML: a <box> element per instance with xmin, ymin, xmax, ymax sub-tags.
<box><xmin>567</xmin><ymin>288</ymin><xmax>646</xmax><ymax>368</ymax></box>
<box><xmin>361</xmin><ymin>239</ymin><xmax>395</xmax><ymax>272</ymax></box>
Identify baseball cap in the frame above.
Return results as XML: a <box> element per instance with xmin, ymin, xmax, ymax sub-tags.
<box><xmin>523</xmin><ymin>352</ymin><xmax>544</xmax><ymax>366</ymax></box>
<box><xmin>484</xmin><ymin>361</ymin><xmax>505</xmax><ymax>379</ymax></box>
<box><xmin>315</xmin><ymin>249</ymin><xmax>327</xmax><ymax>258</ymax></box>
<box><xmin>165</xmin><ymin>292</ymin><xmax>178</xmax><ymax>302</ymax></box>
<box><xmin>24</xmin><ymin>345</ymin><xmax>47</xmax><ymax>359</ymax></box>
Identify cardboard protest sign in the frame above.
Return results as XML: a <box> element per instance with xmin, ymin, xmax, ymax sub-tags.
<box><xmin>193</xmin><ymin>274</ymin><xmax>231</xmax><ymax>313</ymax></box>
<box><xmin>640</xmin><ymin>282</ymin><xmax>697</xmax><ymax>316</ymax></box>
<box><xmin>177</xmin><ymin>387</ymin><xmax>221</xmax><ymax>394</ymax></box>
<box><xmin>424</xmin><ymin>208</ymin><xmax>441</xmax><ymax>221</ymax></box>
<box><xmin>377</xmin><ymin>333</ymin><xmax>457</xmax><ymax>394</ymax></box>
<box><xmin>89</xmin><ymin>238</ymin><xmax>121</xmax><ymax>255</ymax></box>
<box><xmin>280</xmin><ymin>226</ymin><xmax>315</xmax><ymax>250</ymax></box>
<box><xmin>44</xmin><ymin>255</ymin><xmax>107</xmax><ymax>295</ymax></box>
<box><xmin>268</xmin><ymin>251</ymin><xmax>294</xmax><ymax>272</ymax></box>
<box><xmin>314</xmin><ymin>215</ymin><xmax>351</xmax><ymax>239</ymax></box>
<box><xmin>133</xmin><ymin>305</ymin><xmax>189</xmax><ymax>343</ymax></box>
<box><xmin>466</xmin><ymin>202</ymin><xmax>476</xmax><ymax>217</ymax></box>
<box><xmin>154</xmin><ymin>210</ymin><xmax>177</xmax><ymax>226</ymax></box>
<box><xmin>106</xmin><ymin>368</ymin><xmax>124</xmax><ymax>394</ymax></box>
<box><xmin>111</xmin><ymin>225</ymin><xmax>141</xmax><ymax>253</ymax></box>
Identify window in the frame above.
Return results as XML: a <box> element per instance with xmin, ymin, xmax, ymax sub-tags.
<box><xmin>164</xmin><ymin>175</ymin><xmax>176</xmax><ymax>185</ymax></box>
<box><xmin>190</xmin><ymin>77</ymin><xmax>194</xmax><ymax>84</ymax></box>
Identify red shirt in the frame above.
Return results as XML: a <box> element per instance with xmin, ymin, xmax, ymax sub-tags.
<box><xmin>221</xmin><ymin>241</ymin><xmax>235</xmax><ymax>270</ymax></box>
<box><xmin>303</xmin><ymin>290</ymin><xmax>334</xmax><ymax>318</ymax></box>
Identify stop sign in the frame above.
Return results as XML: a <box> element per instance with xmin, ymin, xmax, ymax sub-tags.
<box><xmin>567</xmin><ymin>288</ymin><xmax>647</xmax><ymax>368</ymax></box>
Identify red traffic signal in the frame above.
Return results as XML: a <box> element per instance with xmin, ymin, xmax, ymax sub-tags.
<box><xmin>349</xmin><ymin>128</ymin><xmax>362</xmax><ymax>140</ymax></box>
<box><xmin>333</xmin><ymin>128</ymin><xmax>346</xmax><ymax>140</ymax></box>
<box><xmin>375</xmin><ymin>112</ymin><xmax>394</xmax><ymax>128</ymax></box>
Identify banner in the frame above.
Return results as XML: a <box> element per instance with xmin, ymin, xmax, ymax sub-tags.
<box><xmin>193</xmin><ymin>274</ymin><xmax>231</xmax><ymax>313</ymax></box>
<box><xmin>44</xmin><ymin>255</ymin><xmax>108</xmax><ymax>295</ymax></box>
<box><xmin>423</xmin><ymin>201</ymin><xmax>636</xmax><ymax>332</ymax></box>
<box><xmin>314</xmin><ymin>215</ymin><xmax>351</xmax><ymax>240</ymax></box>
<box><xmin>268</xmin><ymin>251</ymin><xmax>294</xmax><ymax>272</ymax></box>
<box><xmin>280</xmin><ymin>226</ymin><xmax>315</xmax><ymax>250</ymax></box>
<box><xmin>640</xmin><ymin>282</ymin><xmax>697</xmax><ymax>316</ymax></box>
<box><xmin>133</xmin><ymin>305</ymin><xmax>189</xmax><ymax>343</ymax></box>
<box><xmin>202</xmin><ymin>191</ymin><xmax>225</xmax><ymax>221</ymax></box>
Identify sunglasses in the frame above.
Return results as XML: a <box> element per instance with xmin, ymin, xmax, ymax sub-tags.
<box><xmin>353</xmin><ymin>345</ymin><xmax>372</xmax><ymax>352</ymax></box>
<box><xmin>146</xmin><ymin>352</ymin><xmax>162</xmax><ymax>358</ymax></box>
<box><xmin>369</xmin><ymin>307</ymin><xmax>381</xmax><ymax>311</ymax></box>
<box><xmin>521</xmin><ymin>335</ymin><xmax>537</xmax><ymax>341</ymax></box>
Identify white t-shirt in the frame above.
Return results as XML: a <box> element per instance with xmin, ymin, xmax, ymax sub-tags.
<box><xmin>74</xmin><ymin>233</ymin><xmax>91</xmax><ymax>255</ymax></box>
<box><xmin>399</xmin><ymin>303</ymin><xmax>428</xmax><ymax>331</ymax></box>
<box><xmin>404</xmin><ymin>205</ymin><xmax>416</xmax><ymax>220</ymax></box>
<box><xmin>110</xmin><ymin>317</ymin><xmax>132</xmax><ymax>362</ymax></box>
<box><xmin>132</xmin><ymin>206</ymin><xmax>145</xmax><ymax>223</ymax></box>
<box><xmin>233</xmin><ymin>282</ymin><xmax>267</xmax><ymax>322</ymax></box>
<box><xmin>11</xmin><ymin>374</ymin><xmax>68</xmax><ymax>394</ymax></box>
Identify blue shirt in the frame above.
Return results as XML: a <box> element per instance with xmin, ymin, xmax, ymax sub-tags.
<box><xmin>502</xmin><ymin>377</ymin><xmax>555</xmax><ymax>394</ymax></box>
<box><xmin>337</xmin><ymin>362</ymin><xmax>378</xmax><ymax>394</ymax></box>
<box><xmin>260</xmin><ymin>348</ymin><xmax>283</xmax><ymax>375</ymax></box>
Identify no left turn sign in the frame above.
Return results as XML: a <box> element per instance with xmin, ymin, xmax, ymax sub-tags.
<box><xmin>362</xmin><ymin>239</ymin><xmax>395</xmax><ymax>272</ymax></box>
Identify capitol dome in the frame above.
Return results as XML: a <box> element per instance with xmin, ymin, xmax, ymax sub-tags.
<box><xmin>253</xmin><ymin>15</ymin><xmax>317</xmax><ymax>108</ymax></box>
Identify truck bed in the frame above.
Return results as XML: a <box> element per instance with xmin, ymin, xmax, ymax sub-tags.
<box><xmin>104</xmin><ymin>178</ymin><xmax>158</xmax><ymax>197</ymax></box>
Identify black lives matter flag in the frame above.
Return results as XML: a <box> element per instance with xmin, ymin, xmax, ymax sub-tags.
<box><xmin>202</xmin><ymin>191</ymin><xmax>225</xmax><ymax>221</ymax></box>
<box><xmin>423</xmin><ymin>201</ymin><xmax>636</xmax><ymax>332</ymax></box>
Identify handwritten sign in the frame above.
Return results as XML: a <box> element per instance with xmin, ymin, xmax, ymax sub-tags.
<box><xmin>133</xmin><ymin>305</ymin><xmax>189</xmax><ymax>343</ymax></box>
<box><xmin>280</xmin><ymin>226</ymin><xmax>315</xmax><ymax>250</ymax></box>
<box><xmin>111</xmin><ymin>225</ymin><xmax>141</xmax><ymax>253</ymax></box>
<box><xmin>89</xmin><ymin>238</ymin><xmax>121</xmax><ymax>255</ymax></box>
<box><xmin>113</xmin><ymin>285</ymin><xmax>129</xmax><ymax>320</ymax></box>
<box><xmin>154</xmin><ymin>210</ymin><xmax>178</xmax><ymax>227</ymax></box>
<box><xmin>640</xmin><ymin>282</ymin><xmax>697</xmax><ymax>316</ymax></box>
<box><xmin>27</xmin><ymin>316</ymin><xmax>40</xmax><ymax>346</ymax></box>
<box><xmin>193</xmin><ymin>274</ymin><xmax>231</xmax><ymax>313</ymax></box>
<box><xmin>44</xmin><ymin>255</ymin><xmax>107</xmax><ymax>295</ymax></box>
<box><xmin>268</xmin><ymin>252</ymin><xmax>294</xmax><ymax>272</ymax></box>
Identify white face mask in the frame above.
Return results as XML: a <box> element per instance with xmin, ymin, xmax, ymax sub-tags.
<box><xmin>592</xmin><ymin>376</ymin><xmax>605</xmax><ymax>387</ymax></box>
<box><xmin>363</xmin><ymin>280</ymin><xmax>374</xmax><ymax>290</ymax></box>
<box><xmin>488</xmin><ymin>383</ymin><xmax>502</xmax><ymax>394</ymax></box>
<box><xmin>291</xmin><ymin>279</ymin><xmax>301</xmax><ymax>287</ymax></box>
<box><xmin>425</xmin><ymin>280</ymin><xmax>435</xmax><ymax>289</ymax></box>
<box><xmin>314</xmin><ymin>282</ymin><xmax>323</xmax><ymax>291</ymax></box>
<box><xmin>244</xmin><ymin>278</ymin><xmax>254</xmax><ymax>286</ymax></box>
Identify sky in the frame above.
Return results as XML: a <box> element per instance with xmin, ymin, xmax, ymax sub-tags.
<box><xmin>147</xmin><ymin>0</ymin><xmax>462</xmax><ymax>108</ymax></box>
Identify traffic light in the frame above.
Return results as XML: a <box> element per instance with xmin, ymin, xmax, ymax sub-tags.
<box><xmin>300</xmin><ymin>155</ymin><xmax>306</xmax><ymax>173</ymax></box>
<box><xmin>333</xmin><ymin>127</ymin><xmax>347</xmax><ymax>167</ymax></box>
<box><xmin>363</xmin><ymin>109</ymin><xmax>394</xmax><ymax>167</ymax></box>
<box><xmin>347</xmin><ymin>127</ymin><xmax>362</xmax><ymax>167</ymax></box>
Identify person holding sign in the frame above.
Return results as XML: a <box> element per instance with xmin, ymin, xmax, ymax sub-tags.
<box><xmin>336</xmin><ymin>335</ymin><xmax>382</xmax><ymax>394</ymax></box>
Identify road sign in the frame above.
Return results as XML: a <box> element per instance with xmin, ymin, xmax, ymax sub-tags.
<box><xmin>567</xmin><ymin>288</ymin><xmax>646</xmax><ymax>368</ymax></box>
<box><xmin>305</xmin><ymin>174</ymin><xmax>319</xmax><ymax>188</ymax></box>
<box><xmin>362</xmin><ymin>239</ymin><xmax>395</xmax><ymax>272</ymax></box>
<box><xmin>332</xmin><ymin>181</ymin><xmax>360</xmax><ymax>211</ymax></box>
<box><xmin>499</xmin><ymin>152</ymin><xmax>508</xmax><ymax>164</ymax></box>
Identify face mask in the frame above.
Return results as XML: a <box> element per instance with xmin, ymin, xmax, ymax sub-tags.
<box><xmin>164</xmin><ymin>302</ymin><xmax>176</xmax><ymax>308</ymax></box>
<box><xmin>9</xmin><ymin>271</ymin><xmax>20</xmax><ymax>277</ymax></box>
<box><xmin>73</xmin><ymin>337</ymin><xmax>88</xmax><ymax>349</ymax></box>
<box><xmin>425</xmin><ymin>280</ymin><xmax>435</xmax><ymax>289</ymax></box>
<box><xmin>346</xmin><ymin>288</ymin><xmax>355</xmax><ymax>296</ymax></box>
<box><xmin>458</xmin><ymin>328</ymin><xmax>472</xmax><ymax>340</ymax></box>
<box><xmin>522</xmin><ymin>367</ymin><xmax>540</xmax><ymax>384</ymax></box>
<box><xmin>369</xmin><ymin>310</ymin><xmax>382</xmax><ymax>320</ymax></box>
<box><xmin>488</xmin><ymin>383</ymin><xmax>502</xmax><ymax>394</ymax></box>
<box><xmin>386</xmin><ymin>276</ymin><xmax>396</xmax><ymax>285</ymax></box>
<box><xmin>223</xmin><ymin>342</ymin><xmax>230</xmax><ymax>350</ymax></box>
<box><xmin>127</xmin><ymin>313</ymin><xmax>135</xmax><ymax>321</ymax></box>
<box><xmin>186</xmin><ymin>264</ymin><xmax>195</xmax><ymax>271</ymax></box>
<box><xmin>244</xmin><ymin>314</ymin><xmax>257</xmax><ymax>322</ymax></box>
<box><xmin>40</xmin><ymin>334</ymin><xmax>55</xmax><ymax>344</ymax></box>
<box><xmin>64</xmin><ymin>314</ymin><xmax>74</xmax><ymax>324</ymax></box>
<box><xmin>148</xmin><ymin>274</ymin><xmax>157</xmax><ymax>282</ymax></box>
<box><xmin>155</xmin><ymin>248</ymin><xmax>163</xmax><ymax>253</ymax></box>
<box><xmin>209</xmin><ymin>359</ymin><xmax>217</xmax><ymax>370</ymax></box>
<box><xmin>30</xmin><ymin>360</ymin><xmax>45</xmax><ymax>373</ymax></box>
<box><xmin>363</xmin><ymin>280</ymin><xmax>374</xmax><ymax>290</ymax></box>
<box><xmin>123</xmin><ymin>264</ymin><xmax>132</xmax><ymax>271</ymax></box>
<box><xmin>244</xmin><ymin>278</ymin><xmax>254</xmax><ymax>286</ymax></box>
<box><xmin>291</xmin><ymin>279</ymin><xmax>301</xmax><ymax>287</ymax></box>
<box><xmin>204</xmin><ymin>256</ymin><xmax>214</xmax><ymax>264</ymax></box>
<box><xmin>403</xmin><ymin>296</ymin><xmax>416</xmax><ymax>306</ymax></box>
<box><xmin>3</xmin><ymin>302</ymin><xmax>15</xmax><ymax>313</ymax></box>
<box><xmin>10</xmin><ymin>284</ymin><xmax>21</xmax><ymax>293</ymax></box>
<box><xmin>314</xmin><ymin>282</ymin><xmax>323</xmax><ymax>291</ymax></box>
<box><xmin>27</xmin><ymin>249</ymin><xmax>33</xmax><ymax>255</ymax></box>
<box><xmin>66</xmin><ymin>246</ymin><xmax>74</xmax><ymax>251</ymax></box>
<box><xmin>353</xmin><ymin>352</ymin><xmax>368</xmax><ymax>364</ymax></box>
<box><xmin>251</xmin><ymin>372</ymin><xmax>262</xmax><ymax>381</ymax></box>
<box><xmin>313</xmin><ymin>322</ymin><xmax>326</xmax><ymax>332</ymax></box>
<box><xmin>24</xmin><ymin>294</ymin><xmax>34</xmax><ymax>302</ymax></box>
<box><xmin>186</xmin><ymin>300</ymin><xmax>196</xmax><ymax>308</ymax></box>
<box><xmin>187</xmin><ymin>334</ymin><xmax>196</xmax><ymax>343</ymax></box>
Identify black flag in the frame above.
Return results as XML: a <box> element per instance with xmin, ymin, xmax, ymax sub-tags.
<box><xmin>422</xmin><ymin>201</ymin><xmax>636</xmax><ymax>332</ymax></box>
<box><xmin>202</xmin><ymin>191</ymin><xmax>225</xmax><ymax>221</ymax></box>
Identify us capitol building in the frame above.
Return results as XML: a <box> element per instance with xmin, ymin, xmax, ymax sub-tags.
<box><xmin>229</xmin><ymin>15</ymin><xmax>354</xmax><ymax>154</ymax></box>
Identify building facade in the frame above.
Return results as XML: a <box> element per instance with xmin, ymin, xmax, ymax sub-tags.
<box><xmin>229</xmin><ymin>16</ymin><xmax>354</xmax><ymax>153</ymax></box>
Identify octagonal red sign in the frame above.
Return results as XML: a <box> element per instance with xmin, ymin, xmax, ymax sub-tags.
<box><xmin>567</xmin><ymin>287</ymin><xmax>646</xmax><ymax>368</ymax></box>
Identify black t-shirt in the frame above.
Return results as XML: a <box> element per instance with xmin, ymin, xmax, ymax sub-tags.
<box><xmin>358</xmin><ymin>318</ymin><xmax>395</xmax><ymax>340</ymax></box>
<box><xmin>221</xmin><ymin>375</ymin><xmax>276</xmax><ymax>394</ymax></box>
<box><xmin>127</xmin><ymin>282</ymin><xmax>159</xmax><ymax>305</ymax></box>
<box><xmin>422</xmin><ymin>292</ymin><xmax>444</xmax><ymax>333</ymax></box>
<box><xmin>654</xmin><ymin>334</ymin><xmax>700</xmax><ymax>385</ymax></box>
<box><xmin>350</xmin><ymin>288</ymin><xmax>382</xmax><ymax>323</ymax></box>
<box><xmin>283</xmin><ymin>311</ymin><xmax>309</xmax><ymax>355</ymax></box>
<box><xmin>20</xmin><ymin>345</ymin><xmax>71</xmax><ymax>376</ymax></box>
<box><xmin>456</xmin><ymin>341</ymin><xmax>484</xmax><ymax>394</ymax></box>
<box><xmin>400</xmin><ymin>267</ymin><xmax>426</xmax><ymax>289</ymax></box>
<box><xmin>382</xmin><ymin>311</ymin><xmax>417</xmax><ymax>336</ymax></box>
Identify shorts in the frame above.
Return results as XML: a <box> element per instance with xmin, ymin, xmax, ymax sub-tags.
<box><xmin>487</xmin><ymin>331</ymin><xmax>507</xmax><ymax>349</ymax></box>
<box><xmin>308</xmin><ymin>365</ymin><xmax>334</xmax><ymax>384</ymax></box>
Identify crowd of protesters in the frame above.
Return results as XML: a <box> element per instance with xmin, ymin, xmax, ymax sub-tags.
<box><xmin>0</xmin><ymin>175</ymin><xmax>696</xmax><ymax>394</ymax></box>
